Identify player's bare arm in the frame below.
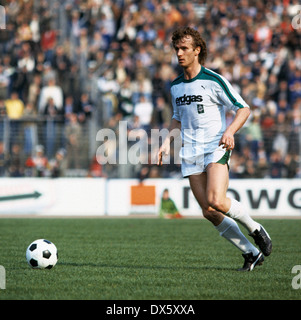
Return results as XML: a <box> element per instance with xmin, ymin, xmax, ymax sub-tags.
<box><xmin>157</xmin><ymin>118</ymin><xmax>181</xmax><ymax>165</ymax></box>
<box><xmin>219</xmin><ymin>107</ymin><xmax>251</xmax><ymax>151</ymax></box>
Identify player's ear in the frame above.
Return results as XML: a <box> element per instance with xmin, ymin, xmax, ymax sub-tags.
<box><xmin>194</xmin><ymin>46</ymin><xmax>201</xmax><ymax>56</ymax></box>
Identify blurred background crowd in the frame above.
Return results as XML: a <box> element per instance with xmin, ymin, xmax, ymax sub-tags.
<box><xmin>0</xmin><ymin>0</ymin><xmax>300</xmax><ymax>179</ymax></box>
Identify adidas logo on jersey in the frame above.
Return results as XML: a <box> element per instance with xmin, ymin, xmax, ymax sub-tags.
<box><xmin>175</xmin><ymin>94</ymin><xmax>203</xmax><ymax>106</ymax></box>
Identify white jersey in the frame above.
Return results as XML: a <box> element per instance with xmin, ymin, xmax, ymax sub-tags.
<box><xmin>171</xmin><ymin>66</ymin><xmax>249</xmax><ymax>160</ymax></box>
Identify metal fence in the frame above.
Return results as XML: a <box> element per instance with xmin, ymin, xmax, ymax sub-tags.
<box><xmin>0</xmin><ymin>111</ymin><xmax>300</xmax><ymax>179</ymax></box>
<box><xmin>0</xmin><ymin>115</ymin><xmax>97</xmax><ymax>177</ymax></box>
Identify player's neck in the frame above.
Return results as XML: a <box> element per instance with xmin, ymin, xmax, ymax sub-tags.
<box><xmin>183</xmin><ymin>63</ymin><xmax>202</xmax><ymax>80</ymax></box>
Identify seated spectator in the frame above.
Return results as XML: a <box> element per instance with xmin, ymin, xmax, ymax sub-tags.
<box><xmin>27</xmin><ymin>74</ymin><xmax>42</xmax><ymax>107</ymax></box>
<box><xmin>78</xmin><ymin>93</ymin><xmax>94</xmax><ymax>122</ymax></box>
<box><xmin>48</xmin><ymin>148</ymin><xmax>67</xmax><ymax>178</ymax></box>
<box><xmin>283</xmin><ymin>153</ymin><xmax>299</xmax><ymax>178</ymax></box>
<box><xmin>7</xmin><ymin>143</ymin><xmax>24</xmax><ymax>177</ymax></box>
<box><xmin>41</xmin><ymin>26</ymin><xmax>57</xmax><ymax>62</ymax></box>
<box><xmin>269</xmin><ymin>150</ymin><xmax>283</xmax><ymax>178</ymax></box>
<box><xmin>5</xmin><ymin>92</ymin><xmax>24</xmax><ymax>147</ymax></box>
<box><xmin>5</xmin><ymin>92</ymin><xmax>24</xmax><ymax>119</ymax></box>
<box><xmin>88</xmin><ymin>155</ymin><xmax>106</xmax><ymax>178</ymax></box>
<box><xmin>64</xmin><ymin>95</ymin><xmax>77</xmax><ymax>122</ymax></box>
<box><xmin>44</xmin><ymin>97</ymin><xmax>60</xmax><ymax>117</ymax></box>
<box><xmin>52</xmin><ymin>45</ymin><xmax>71</xmax><ymax>86</ymax></box>
<box><xmin>25</xmin><ymin>145</ymin><xmax>48</xmax><ymax>177</ymax></box>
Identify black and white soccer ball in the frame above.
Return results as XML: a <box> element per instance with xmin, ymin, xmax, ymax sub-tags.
<box><xmin>26</xmin><ymin>239</ymin><xmax>58</xmax><ymax>269</ymax></box>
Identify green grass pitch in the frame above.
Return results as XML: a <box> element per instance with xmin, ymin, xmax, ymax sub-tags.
<box><xmin>0</xmin><ymin>217</ymin><xmax>300</xmax><ymax>300</ymax></box>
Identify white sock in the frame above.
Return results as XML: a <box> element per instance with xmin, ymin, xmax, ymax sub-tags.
<box><xmin>226</xmin><ymin>198</ymin><xmax>261</xmax><ymax>233</ymax></box>
<box><xmin>215</xmin><ymin>216</ymin><xmax>259</xmax><ymax>255</ymax></box>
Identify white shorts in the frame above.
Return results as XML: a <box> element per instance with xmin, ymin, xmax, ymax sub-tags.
<box><xmin>181</xmin><ymin>145</ymin><xmax>231</xmax><ymax>178</ymax></box>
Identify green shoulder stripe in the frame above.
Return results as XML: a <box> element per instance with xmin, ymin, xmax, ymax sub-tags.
<box><xmin>171</xmin><ymin>73</ymin><xmax>184</xmax><ymax>87</ymax></box>
<box><xmin>201</xmin><ymin>69</ymin><xmax>244</xmax><ymax>108</ymax></box>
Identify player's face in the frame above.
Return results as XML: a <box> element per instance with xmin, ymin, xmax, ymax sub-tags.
<box><xmin>174</xmin><ymin>36</ymin><xmax>200</xmax><ymax>68</ymax></box>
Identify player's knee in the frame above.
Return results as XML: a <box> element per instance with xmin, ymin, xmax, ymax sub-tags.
<box><xmin>207</xmin><ymin>194</ymin><xmax>224</xmax><ymax>213</ymax></box>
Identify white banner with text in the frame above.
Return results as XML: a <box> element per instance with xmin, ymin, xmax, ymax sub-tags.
<box><xmin>0</xmin><ymin>178</ymin><xmax>300</xmax><ymax>217</ymax></box>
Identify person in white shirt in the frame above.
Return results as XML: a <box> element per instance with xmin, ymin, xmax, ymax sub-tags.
<box><xmin>38</xmin><ymin>78</ymin><xmax>63</xmax><ymax>114</ymax></box>
<box><xmin>158</xmin><ymin>27</ymin><xmax>272</xmax><ymax>271</ymax></box>
<box><xmin>134</xmin><ymin>95</ymin><xmax>153</xmax><ymax>129</ymax></box>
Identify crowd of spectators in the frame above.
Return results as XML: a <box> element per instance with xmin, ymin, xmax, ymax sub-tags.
<box><xmin>0</xmin><ymin>0</ymin><xmax>300</xmax><ymax>179</ymax></box>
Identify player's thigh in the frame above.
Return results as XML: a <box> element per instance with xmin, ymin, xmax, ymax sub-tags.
<box><xmin>188</xmin><ymin>173</ymin><xmax>224</xmax><ymax>225</ymax></box>
<box><xmin>205</xmin><ymin>163</ymin><xmax>230</xmax><ymax>211</ymax></box>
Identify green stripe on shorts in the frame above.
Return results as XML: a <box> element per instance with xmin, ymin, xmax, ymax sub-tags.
<box><xmin>217</xmin><ymin>150</ymin><xmax>231</xmax><ymax>165</ymax></box>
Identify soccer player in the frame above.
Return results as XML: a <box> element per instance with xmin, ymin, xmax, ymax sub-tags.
<box><xmin>157</xmin><ymin>27</ymin><xmax>272</xmax><ymax>271</ymax></box>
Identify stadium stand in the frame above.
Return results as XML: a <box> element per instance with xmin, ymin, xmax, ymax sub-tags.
<box><xmin>0</xmin><ymin>0</ymin><xmax>300</xmax><ymax>179</ymax></box>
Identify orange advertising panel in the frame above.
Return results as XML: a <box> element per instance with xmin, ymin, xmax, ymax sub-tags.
<box><xmin>131</xmin><ymin>185</ymin><xmax>156</xmax><ymax>205</ymax></box>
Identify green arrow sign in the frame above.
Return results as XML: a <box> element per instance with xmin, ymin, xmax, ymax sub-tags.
<box><xmin>0</xmin><ymin>191</ymin><xmax>42</xmax><ymax>202</ymax></box>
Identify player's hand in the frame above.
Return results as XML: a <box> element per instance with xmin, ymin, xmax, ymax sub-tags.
<box><xmin>219</xmin><ymin>131</ymin><xmax>235</xmax><ymax>151</ymax></box>
<box><xmin>157</xmin><ymin>143</ymin><xmax>170</xmax><ymax>166</ymax></box>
